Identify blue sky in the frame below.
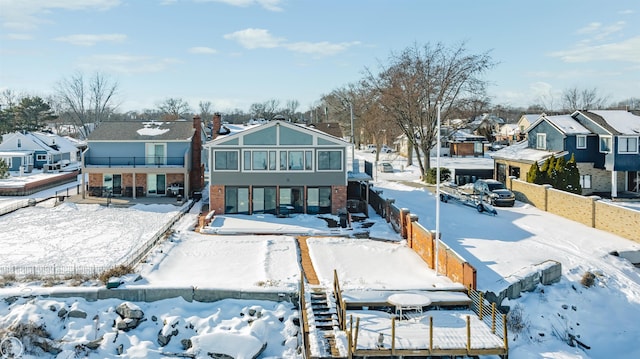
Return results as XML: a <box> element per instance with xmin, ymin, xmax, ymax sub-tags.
<box><xmin>0</xmin><ymin>0</ymin><xmax>638</xmax><ymax>114</ymax></box>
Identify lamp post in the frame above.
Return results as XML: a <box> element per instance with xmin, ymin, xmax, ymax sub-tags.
<box><xmin>435</xmin><ymin>101</ymin><xmax>441</xmax><ymax>275</ymax></box>
<box><xmin>349</xmin><ymin>102</ymin><xmax>355</xmax><ymax>162</ymax></box>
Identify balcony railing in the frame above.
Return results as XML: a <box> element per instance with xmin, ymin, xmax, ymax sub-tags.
<box><xmin>83</xmin><ymin>156</ymin><xmax>186</xmax><ymax>168</ymax></box>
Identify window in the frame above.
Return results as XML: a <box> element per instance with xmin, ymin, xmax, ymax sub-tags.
<box><xmin>317</xmin><ymin>150</ymin><xmax>342</xmax><ymax>170</ymax></box>
<box><xmin>146</xmin><ymin>143</ymin><xmax>166</xmax><ymax>165</ymax></box>
<box><xmin>214</xmin><ymin>150</ymin><xmax>239</xmax><ymax>171</ymax></box>
<box><xmin>225</xmin><ymin>187</ymin><xmax>249</xmax><ymax>214</ymax></box>
<box><xmin>252</xmin><ymin>187</ymin><xmax>277</xmax><ymax>214</ymax></box>
<box><xmin>307</xmin><ymin>187</ymin><xmax>332</xmax><ymax>214</ymax></box>
<box><xmin>17</xmin><ymin>139</ymin><xmax>21</xmax><ymax>148</ymax></box>
<box><xmin>536</xmin><ymin>133</ymin><xmax>546</xmax><ymax>150</ymax></box>
<box><xmin>243</xmin><ymin>150</ymin><xmax>269</xmax><ymax>171</ymax></box>
<box><xmin>618</xmin><ymin>136</ymin><xmax>638</xmax><ymax>154</ymax></box>
<box><xmin>36</xmin><ymin>154</ymin><xmax>47</xmax><ymax>161</ymax></box>
<box><xmin>576</xmin><ymin>135</ymin><xmax>587</xmax><ymax>149</ymax></box>
<box><xmin>580</xmin><ymin>175</ymin><xmax>592</xmax><ymax>189</ymax></box>
<box><xmin>599</xmin><ymin>136</ymin><xmax>612</xmax><ymax>153</ymax></box>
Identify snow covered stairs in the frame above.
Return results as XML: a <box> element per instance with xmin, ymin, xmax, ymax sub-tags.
<box><xmin>306</xmin><ymin>286</ymin><xmax>342</xmax><ymax>358</ymax></box>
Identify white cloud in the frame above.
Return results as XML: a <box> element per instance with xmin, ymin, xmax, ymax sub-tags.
<box><xmin>195</xmin><ymin>0</ymin><xmax>283</xmax><ymax>12</ymax></box>
<box><xmin>188</xmin><ymin>46</ymin><xmax>218</xmax><ymax>54</ymax></box>
<box><xmin>224</xmin><ymin>28</ymin><xmax>284</xmax><ymax>49</ymax></box>
<box><xmin>5</xmin><ymin>33</ymin><xmax>33</xmax><ymax>40</ymax></box>
<box><xmin>550</xmin><ymin>36</ymin><xmax>640</xmax><ymax>63</ymax></box>
<box><xmin>0</xmin><ymin>0</ymin><xmax>121</xmax><ymax>31</ymax></box>
<box><xmin>285</xmin><ymin>41</ymin><xmax>361</xmax><ymax>56</ymax></box>
<box><xmin>54</xmin><ymin>33</ymin><xmax>126</xmax><ymax>46</ymax></box>
<box><xmin>78</xmin><ymin>54</ymin><xmax>181</xmax><ymax>74</ymax></box>
<box><xmin>224</xmin><ymin>28</ymin><xmax>359</xmax><ymax>56</ymax></box>
<box><xmin>576</xmin><ymin>21</ymin><xmax>625</xmax><ymax>42</ymax></box>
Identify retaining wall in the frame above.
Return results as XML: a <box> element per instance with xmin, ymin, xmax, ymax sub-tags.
<box><xmin>507</xmin><ymin>177</ymin><xmax>640</xmax><ymax>242</ymax></box>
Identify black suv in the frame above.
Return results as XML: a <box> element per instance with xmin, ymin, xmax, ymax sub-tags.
<box><xmin>473</xmin><ymin>179</ymin><xmax>515</xmax><ymax>207</ymax></box>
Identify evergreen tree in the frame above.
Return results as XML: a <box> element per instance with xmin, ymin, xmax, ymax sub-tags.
<box><xmin>0</xmin><ymin>159</ymin><xmax>9</xmax><ymax>179</ymax></box>
<box><xmin>527</xmin><ymin>162</ymin><xmax>540</xmax><ymax>183</ymax></box>
<box><xmin>565</xmin><ymin>154</ymin><xmax>582</xmax><ymax>194</ymax></box>
<box><xmin>554</xmin><ymin>156</ymin><xmax>567</xmax><ymax>190</ymax></box>
<box><xmin>13</xmin><ymin>96</ymin><xmax>56</xmax><ymax>132</ymax></box>
<box><xmin>539</xmin><ymin>157</ymin><xmax>552</xmax><ymax>185</ymax></box>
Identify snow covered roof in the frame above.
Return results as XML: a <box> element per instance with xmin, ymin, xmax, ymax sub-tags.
<box><xmin>489</xmin><ymin>140</ymin><xmax>562</xmax><ymax>163</ymax></box>
<box><xmin>532</xmin><ymin>114</ymin><xmax>591</xmax><ymax>135</ymax></box>
<box><xmin>588</xmin><ymin>110</ymin><xmax>640</xmax><ymax>135</ymax></box>
<box><xmin>88</xmin><ymin>120</ymin><xmax>196</xmax><ymax>142</ymax></box>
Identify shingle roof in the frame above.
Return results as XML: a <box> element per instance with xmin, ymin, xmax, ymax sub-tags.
<box><xmin>88</xmin><ymin>120</ymin><xmax>195</xmax><ymax>141</ymax></box>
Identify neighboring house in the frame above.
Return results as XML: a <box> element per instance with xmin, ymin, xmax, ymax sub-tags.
<box><xmin>491</xmin><ymin>110</ymin><xmax>640</xmax><ymax>197</ymax></box>
<box><xmin>494</xmin><ymin>123</ymin><xmax>521</xmax><ymax>144</ymax></box>
<box><xmin>0</xmin><ymin>150</ymin><xmax>33</xmax><ymax>172</ymax></box>
<box><xmin>571</xmin><ymin>110</ymin><xmax>640</xmax><ymax>197</ymax></box>
<box><xmin>448</xmin><ymin>129</ymin><xmax>486</xmax><ymax>157</ymax></box>
<box><xmin>205</xmin><ymin>119</ymin><xmax>351</xmax><ymax>216</ymax></box>
<box><xmin>516</xmin><ymin>114</ymin><xmax>540</xmax><ymax>139</ymax></box>
<box><xmin>0</xmin><ymin>131</ymin><xmax>82</xmax><ymax>171</ymax></box>
<box><xmin>81</xmin><ymin>117</ymin><xmax>206</xmax><ymax>199</ymax></box>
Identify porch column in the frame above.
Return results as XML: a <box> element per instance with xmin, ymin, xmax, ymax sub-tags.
<box><xmin>133</xmin><ymin>172</ymin><xmax>137</xmax><ymax>199</ymax></box>
<box><xmin>611</xmin><ymin>171</ymin><xmax>617</xmax><ymax>198</ymax></box>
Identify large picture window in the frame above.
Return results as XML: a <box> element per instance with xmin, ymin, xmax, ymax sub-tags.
<box><xmin>214</xmin><ymin>150</ymin><xmax>239</xmax><ymax>171</ymax></box>
<box><xmin>317</xmin><ymin>150</ymin><xmax>342</xmax><ymax>171</ymax></box>
<box><xmin>618</xmin><ymin>136</ymin><xmax>638</xmax><ymax>154</ymax></box>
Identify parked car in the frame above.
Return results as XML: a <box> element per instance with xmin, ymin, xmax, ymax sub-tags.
<box><xmin>378</xmin><ymin>162</ymin><xmax>394</xmax><ymax>173</ymax></box>
<box><xmin>366</xmin><ymin>144</ymin><xmax>394</xmax><ymax>153</ymax></box>
<box><xmin>473</xmin><ymin>179</ymin><xmax>515</xmax><ymax>207</ymax></box>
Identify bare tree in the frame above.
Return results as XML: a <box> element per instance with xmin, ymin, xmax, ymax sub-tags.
<box><xmin>284</xmin><ymin>100</ymin><xmax>300</xmax><ymax>121</ymax></box>
<box><xmin>198</xmin><ymin>100</ymin><xmax>213</xmax><ymax>125</ymax></box>
<box><xmin>56</xmin><ymin>72</ymin><xmax>119</xmax><ymax>138</ymax></box>
<box><xmin>157</xmin><ymin>98</ymin><xmax>191</xmax><ymax>120</ymax></box>
<box><xmin>249</xmin><ymin>99</ymin><xmax>281</xmax><ymax>120</ymax></box>
<box><xmin>562</xmin><ymin>87</ymin><xmax>608</xmax><ymax>111</ymax></box>
<box><xmin>365</xmin><ymin>42</ymin><xmax>494</xmax><ymax>177</ymax></box>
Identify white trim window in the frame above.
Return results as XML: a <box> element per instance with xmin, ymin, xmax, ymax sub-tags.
<box><xmin>317</xmin><ymin>150</ymin><xmax>343</xmax><ymax>171</ymax></box>
<box><xmin>576</xmin><ymin>135</ymin><xmax>587</xmax><ymax>149</ymax></box>
<box><xmin>145</xmin><ymin>143</ymin><xmax>166</xmax><ymax>165</ymax></box>
<box><xmin>580</xmin><ymin>174</ymin><xmax>592</xmax><ymax>189</ymax></box>
<box><xmin>599</xmin><ymin>136</ymin><xmax>612</xmax><ymax>153</ymax></box>
<box><xmin>536</xmin><ymin>133</ymin><xmax>546</xmax><ymax>150</ymax></box>
<box><xmin>618</xmin><ymin>136</ymin><xmax>639</xmax><ymax>154</ymax></box>
<box><xmin>214</xmin><ymin>150</ymin><xmax>239</xmax><ymax>171</ymax></box>
<box><xmin>36</xmin><ymin>154</ymin><xmax>48</xmax><ymax>161</ymax></box>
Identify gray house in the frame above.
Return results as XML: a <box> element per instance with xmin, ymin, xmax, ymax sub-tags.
<box><xmin>206</xmin><ymin>120</ymin><xmax>351</xmax><ymax>215</ymax></box>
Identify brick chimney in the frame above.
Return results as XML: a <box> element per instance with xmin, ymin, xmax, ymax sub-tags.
<box><xmin>212</xmin><ymin>112</ymin><xmax>222</xmax><ymax>139</ymax></box>
<box><xmin>190</xmin><ymin>115</ymin><xmax>204</xmax><ymax>193</ymax></box>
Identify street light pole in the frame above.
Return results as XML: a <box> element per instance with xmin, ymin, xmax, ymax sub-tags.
<box><xmin>350</xmin><ymin>102</ymin><xmax>355</xmax><ymax>162</ymax></box>
<box><xmin>435</xmin><ymin>101</ymin><xmax>441</xmax><ymax>275</ymax></box>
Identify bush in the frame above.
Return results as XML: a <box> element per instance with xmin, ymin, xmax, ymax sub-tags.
<box><xmin>424</xmin><ymin>167</ymin><xmax>451</xmax><ymax>184</ymax></box>
<box><xmin>581</xmin><ymin>271</ymin><xmax>596</xmax><ymax>288</ymax></box>
<box><xmin>98</xmin><ymin>265</ymin><xmax>133</xmax><ymax>284</ymax></box>
<box><xmin>507</xmin><ymin>303</ymin><xmax>529</xmax><ymax>334</ymax></box>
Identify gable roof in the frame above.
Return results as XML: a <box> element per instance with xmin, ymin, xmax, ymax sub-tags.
<box><xmin>207</xmin><ymin>120</ymin><xmax>350</xmax><ymax>147</ymax></box>
<box><xmin>87</xmin><ymin>120</ymin><xmax>195</xmax><ymax>142</ymax></box>
<box><xmin>527</xmin><ymin>114</ymin><xmax>590</xmax><ymax>136</ymax></box>
<box><xmin>574</xmin><ymin>110</ymin><xmax>640</xmax><ymax>135</ymax></box>
<box><xmin>0</xmin><ymin>131</ymin><xmax>78</xmax><ymax>154</ymax></box>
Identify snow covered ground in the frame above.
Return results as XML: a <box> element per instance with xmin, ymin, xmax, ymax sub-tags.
<box><xmin>0</xmin><ymin>151</ymin><xmax>639</xmax><ymax>358</ymax></box>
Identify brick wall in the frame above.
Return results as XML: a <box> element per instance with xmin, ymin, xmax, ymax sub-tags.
<box><xmin>595</xmin><ymin>201</ymin><xmax>640</xmax><ymax>241</ymax></box>
<box><xmin>509</xmin><ymin>177</ymin><xmax>640</xmax><ymax>243</ymax></box>
<box><xmin>509</xmin><ymin>178</ymin><xmax>548</xmax><ymax>210</ymax></box>
<box><xmin>547</xmin><ymin>188</ymin><xmax>596</xmax><ymax>227</ymax></box>
<box><xmin>331</xmin><ymin>185</ymin><xmax>347</xmax><ymax>215</ymax></box>
<box><xmin>209</xmin><ymin>185</ymin><xmax>225</xmax><ymax>214</ymax></box>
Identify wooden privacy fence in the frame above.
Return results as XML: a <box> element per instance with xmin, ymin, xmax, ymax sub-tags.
<box><xmin>368</xmin><ymin>187</ymin><xmax>477</xmax><ymax>290</ymax></box>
